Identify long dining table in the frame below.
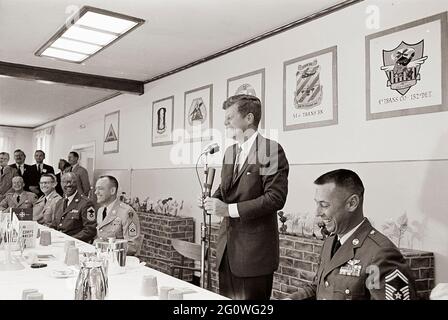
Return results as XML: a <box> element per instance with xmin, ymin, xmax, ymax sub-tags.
<box><xmin>0</xmin><ymin>224</ymin><xmax>227</xmax><ymax>300</ymax></box>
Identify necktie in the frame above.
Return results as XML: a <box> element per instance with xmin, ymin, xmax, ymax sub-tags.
<box><xmin>331</xmin><ymin>236</ymin><xmax>341</xmax><ymax>258</ymax></box>
<box><xmin>16</xmin><ymin>195</ymin><xmax>20</xmax><ymax>203</ymax></box>
<box><xmin>102</xmin><ymin>207</ymin><xmax>107</xmax><ymax>221</ymax></box>
<box><xmin>0</xmin><ymin>167</ymin><xmax>3</xmax><ymax>175</ymax></box>
<box><xmin>19</xmin><ymin>165</ymin><xmax>24</xmax><ymax>176</ymax></box>
<box><xmin>38</xmin><ymin>165</ymin><xmax>41</xmax><ymax>174</ymax></box>
<box><xmin>44</xmin><ymin>197</ymin><xmax>47</xmax><ymax>205</ymax></box>
<box><xmin>233</xmin><ymin>146</ymin><xmax>242</xmax><ymax>182</ymax></box>
<box><xmin>63</xmin><ymin>198</ymin><xmax>69</xmax><ymax>211</ymax></box>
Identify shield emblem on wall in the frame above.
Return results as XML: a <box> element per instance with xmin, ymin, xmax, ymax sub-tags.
<box><xmin>294</xmin><ymin>59</ymin><xmax>323</xmax><ymax>109</ymax></box>
<box><xmin>380</xmin><ymin>40</ymin><xmax>428</xmax><ymax>96</ymax></box>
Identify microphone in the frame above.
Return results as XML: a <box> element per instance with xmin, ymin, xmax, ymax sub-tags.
<box><xmin>203</xmin><ymin>143</ymin><xmax>220</xmax><ymax>155</ymax></box>
<box><xmin>203</xmin><ymin>167</ymin><xmax>216</xmax><ymax>198</ymax></box>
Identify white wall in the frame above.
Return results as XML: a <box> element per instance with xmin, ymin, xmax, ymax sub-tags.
<box><xmin>37</xmin><ymin>0</ymin><xmax>448</xmax><ymax>282</ymax></box>
<box><xmin>0</xmin><ymin>126</ymin><xmax>33</xmax><ymax>163</ymax></box>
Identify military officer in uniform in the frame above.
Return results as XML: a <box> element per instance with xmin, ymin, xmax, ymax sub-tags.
<box><xmin>0</xmin><ymin>176</ymin><xmax>37</xmax><ymax>211</ymax></box>
<box><xmin>33</xmin><ymin>173</ymin><xmax>62</xmax><ymax>226</ymax></box>
<box><xmin>50</xmin><ymin>172</ymin><xmax>96</xmax><ymax>243</ymax></box>
<box><xmin>288</xmin><ymin>169</ymin><xmax>416</xmax><ymax>300</ymax></box>
<box><xmin>94</xmin><ymin>175</ymin><xmax>142</xmax><ymax>256</ymax></box>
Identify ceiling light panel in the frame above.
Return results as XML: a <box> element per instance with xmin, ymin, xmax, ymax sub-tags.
<box><xmin>35</xmin><ymin>6</ymin><xmax>144</xmax><ymax>63</ymax></box>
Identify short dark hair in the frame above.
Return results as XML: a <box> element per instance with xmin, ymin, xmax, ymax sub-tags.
<box><xmin>35</xmin><ymin>150</ymin><xmax>46</xmax><ymax>157</ymax></box>
<box><xmin>69</xmin><ymin>151</ymin><xmax>79</xmax><ymax>159</ymax></box>
<box><xmin>14</xmin><ymin>149</ymin><xmax>26</xmax><ymax>157</ymax></box>
<box><xmin>314</xmin><ymin>169</ymin><xmax>365</xmax><ymax>198</ymax></box>
<box><xmin>222</xmin><ymin>94</ymin><xmax>262</xmax><ymax>128</ymax></box>
<box><xmin>59</xmin><ymin>159</ymin><xmax>71</xmax><ymax>170</ymax></box>
<box><xmin>41</xmin><ymin>173</ymin><xmax>57</xmax><ymax>183</ymax></box>
<box><xmin>99</xmin><ymin>175</ymin><xmax>119</xmax><ymax>190</ymax></box>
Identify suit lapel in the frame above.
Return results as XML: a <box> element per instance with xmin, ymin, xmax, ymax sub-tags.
<box><xmin>231</xmin><ymin>134</ymin><xmax>260</xmax><ymax>187</ymax></box>
<box><xmin>321</xmin><ymin>219</ymin><xmax>372</xmax><ymax>279</ymax></box>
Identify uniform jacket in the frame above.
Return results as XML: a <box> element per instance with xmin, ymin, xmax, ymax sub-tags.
<box><xmin>0</xmin><ymin>190</ymin><xmax>37</xmax><ymax>211</ymax></box>
<box><xmin>290</xmin><ymin>219</ymin><xmax>417</xmax><ymax>300</ymax></box>
<box><xmin>9</xmin><ymin>163</ymin><xmax>33</xmax><ymax>191</ymax></box>
<box><xmin>65</xmin><ymin>164</ymin><xmax>90</xmax><ymax>196</ymax></box>
<box><xmin>50</xmin><ymin>191</ymin><xmax>97</xmax><ymax>243</ymax></box>
<box><xmin>213</xmin><ymin>134</ymin><xmax>289</xmax><ymax>277</ymax></box>
<box><xmin>33</xmin><ymin>190</ymin><xmax>62</xmax><ymax>226</ymax></box>
<box><xmin>0</xmin><ymin>166</ymin><xmax>18</xmax><ymax>201</ymax></box>
<box><xmin>95</xmin><ymin>200</ymin><xmax>143</xmax><ymax>256</ymax></box>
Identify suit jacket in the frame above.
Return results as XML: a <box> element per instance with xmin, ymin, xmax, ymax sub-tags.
<box><xmin>95</xmin><ymin>200</ymin><xmax>143</xmax><ymax>256</ymax></box>
<box><xmin>290</xmin><ymin>219</ymin><xmax>417</xmax><ymax>300</ymax></box>
<box><xmin>213</xmin><ymin>134</ymin><xmax>289</xmax><ymax>277</ymax></box>
<box><xmin>0</xmin><ymin>166</ymin><xmax>18</xmax><ymax>201</ymax></box>
<box><xmin>65</xmin><ymin>165</ymin><xmax>90</xmax><ymax>196</ymax></box>
<box><xmin>0</xmin><ymin>191</ymin><xmax>38</xmax><ymax>211</ymax></box>
<box><xmin>9</xmin><ymin>163</ymin><xmax>33</xmax><ymax>191</ymax></box>
<box><xmin>33</xmin><ymin>190</ymin><xmax>62</xmax><ymax>226</ymax></box>
<box><xmin>28</xmin><ymin>164</ymin><xmax>55</xmax><ymax>195</ymax></box>
<box><xmin>50</xmin><ymin>191</ymin><xmax>97</xmax><ymax>243</ymax></box>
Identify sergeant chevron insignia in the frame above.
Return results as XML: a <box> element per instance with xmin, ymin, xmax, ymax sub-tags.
<box><xmin>128</xmin><ymin>222</ymin><xmax>137</xmax><ymax>237</ymax></box>
<box><xmin>87</xmin><ymin>206</ymin><xmax>96</xmax><ymax>221</ymax></box>
<box><xmin>385</xmin><ymin>269</ymin><xmax>410</xmax><ymax>300</ymax></box>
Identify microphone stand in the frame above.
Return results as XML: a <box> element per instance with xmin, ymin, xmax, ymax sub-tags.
<box><xmin>200</xmin><ymin>154</ymin><xmax>212</xmax><ymax>290</ymax></box>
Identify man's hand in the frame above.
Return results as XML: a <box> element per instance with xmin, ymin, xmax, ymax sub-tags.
<box><xmin>197</xmin><ymin>194</ymin><xmax>204</xmax><ymax>209</ymax></box>
<box><xmin>203</xmin><ymin>197</ymin><xmax>229</xmax><ymax>217</ymax></box>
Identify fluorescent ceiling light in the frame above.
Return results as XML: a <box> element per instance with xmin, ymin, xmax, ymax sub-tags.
<box><xmin>35</xmin><ymin>6</ymin><xmax>144</xmax><ymax>63</ymax></box>
<box><xmin>75</xmin><ymin>11</ymin><xmax>138</xmax><ymax>34</ymax></box>
<box><xmin>51</xmin><ymin>38</ymin><xmax>102</xmax><ymax>55</ymax></box>
<box><xmin>62</xmin><ymin>25</ymin><xmax>117</xmax><ymax>46</ymax></box>
<box><xmin>41</xmin><ymin>47</ymin><xmax>88</xmax><ymax>62</ymax></box>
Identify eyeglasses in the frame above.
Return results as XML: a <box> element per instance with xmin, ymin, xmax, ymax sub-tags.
<box><xmin>40</xmin><ymin>181</ymin><xmax>54</xmax><ymax>185</ymax></box>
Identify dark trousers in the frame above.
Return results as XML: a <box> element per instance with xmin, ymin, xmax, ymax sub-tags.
<box><xmin>219</xmin><ymin>249</ymin><xmax>273</xmax><ymax>300</ymax></box>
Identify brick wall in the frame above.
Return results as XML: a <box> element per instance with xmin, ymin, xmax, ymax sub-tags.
<box><xmin>137</xmin><ymin>211</ymin><xmax>195</xmax><ymax>281</ymax></box>
<box><xmin>208</xmin><ymin>224</ymin><xmax>435</xmax><ymax>299</ymax></box>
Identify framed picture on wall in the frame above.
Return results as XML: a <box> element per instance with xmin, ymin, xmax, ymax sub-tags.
<box><xmin>227</xmin><ymin>68</ymin><xmax>265</xmax><ymax>128</ymax></box>
<box><xmin>103</xmin><ymin>110</ymin><xmax>119</xmax><ymax>154</ymax></box>
<box><xmin>151</xmin><ymin>96</ymin><xmax>174</xmax><ymax>147</ymax></box>
<box><xmin>184</xmin><ymin>84</ymin><xmax>213</xmax><ymax>142</ymax></box>
<box><xmin>283</xmin><ymin>46</ymin><xmax>338</xmax><ymax>131</ymax></box>
<box><xmin>366</xmin><ymin>12</ymin><xmax>448</xmax><ymax>120</ymax></box>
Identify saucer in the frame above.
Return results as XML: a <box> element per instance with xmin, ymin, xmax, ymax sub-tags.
<box><xmin>50</xmin><ymin>267</ymin><xmax>77</xmax><ymax>278</ymax></box>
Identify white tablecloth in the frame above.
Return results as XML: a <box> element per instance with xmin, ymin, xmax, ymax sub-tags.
<box><xmin>0</xmin><ymin>226</ymin><xmax>226</xmax><ymax>300</ymax></box>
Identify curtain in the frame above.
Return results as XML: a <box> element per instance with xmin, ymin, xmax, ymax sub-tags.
<box><xmin>33</xmin><ymin>126</ymin><xmax>55</xmax><ymax>160</ymax></box>
<box><xmin>0</xmin><ymin>126</ymin><xmax>17</xmax><ymax>155</ymax></box>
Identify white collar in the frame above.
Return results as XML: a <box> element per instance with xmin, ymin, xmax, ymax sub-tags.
<box><xmin>237</xmin><ymin>131</ymin><xmax>258</xmax><ymax>154</ymax></box>
<box><xmin>65</xmin><ymin>191</ymin><xmax>78</xmax><ymax>204</ymax></box>
<box><xmin>338</xmin><ymin>218</ymin><xmax>366</xmax><ymax>245</ymax></box>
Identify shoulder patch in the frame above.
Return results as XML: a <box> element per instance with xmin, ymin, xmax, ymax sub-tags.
<box><xmin>385</xmin><ymin>269</ymin><xmax>410</xmax><ymax>300</ymax></box>
<box><xmin>128</xmin><ymin>222</ymin><xmax>137</xmax><ymax>237</ymax></box>
<box><xmin>86</xmin><ymin>206</ymin><xmax>96</xmax><ymax>221</ymax></box>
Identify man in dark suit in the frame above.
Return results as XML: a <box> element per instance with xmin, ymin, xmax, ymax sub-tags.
<box><xmin>50</xmin><ymin>172</ymin><xmax>97</xmax><ymax>243</ymax></box>
<box><xmin>288</xmin><ymin>169</ymin><xmax>416</xmax><ymax>300</ymax></box>
<box><xmin>28</xmin><ymin>150</ymin><xmax>55</xmax><ymax>197</ymax></box>
<box><xmin>202</xmin><ymin>94</ymin><xmax>289</xmax><ymax>300</ymax></box>
<box><xmin>65</xmin><ymin>151</ymin><xmax>90</xmax><ymax>197</ymax></box>
<box><xmin>0</xmin><ymin>152</ymin><xmax>18</xmax><ymax>202</ymax></box>
<box><xmin>55</xmin><ymin>159</ymin><xmax>70</xmax><ymax>197</ymax></box>
<box><xmin>9</xmin><ymin>149</ymin><xmax>33</xmax><ymax>192</ymax></box>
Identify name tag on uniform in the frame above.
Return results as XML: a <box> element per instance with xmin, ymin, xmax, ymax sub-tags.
<box><xmin>71</xmin><ymin>209</ymin><xmax>79</xmax><ymax>213</ymax></box>
<box><xmin>339</xmin><ymin>259</ymin><xmax>362</xmax><ymax>277</ymax></box>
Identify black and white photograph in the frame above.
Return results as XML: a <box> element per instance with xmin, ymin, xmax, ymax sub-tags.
<box><xmin>0</xmin><ymin>0</ymin><xmax>447</xmax><ymax>308</ymax></box>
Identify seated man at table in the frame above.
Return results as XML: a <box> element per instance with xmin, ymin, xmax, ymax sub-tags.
<box><xmin>33</xmin><ymin>173</ymin><xmax>62</xmax><ymax>226</ymax></box>
<box><xmin>50</xmin><ymin>172</ymin><xmax>97</xmax><ymax>243</ymax></box>
<box><xmin>288</xmin><ymin>169</ymin><xmax>416</xmax><ymax>300</ymax></box>
<box><xmin>94</xmin><ymin>175</ymin><xmax>142</xmax><ymax>256</ymax></box>
<box><xmin>0</xmin><ymin>176</ymin><xmax>37</xmax><ymax>211</ymax></box>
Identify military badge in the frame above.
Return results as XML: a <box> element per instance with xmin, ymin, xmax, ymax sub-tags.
<box><xmin>128</xmin><ymin>222</ymin><xmax>137</xmax><ymax>237</ymax></box>
<box><xmin>87</xmin><ymin>206</ymin><xmax>96</xmax><ymax>221</ymax></box>
<box><xmin>385</xmin><ymin>269</ymin><xmax>410</xmax><ymax>300</ymax></box>
<box><xmin>380</xmin><ymin>40</ymin><xmax>428</xmax><ymax>96</ymax></box>
<box><xmin>294</xmin><ymin>59</ymin><xmax>323</xmax><ymax>109</ymax></box>
<box><xmin>339</xmin><ymin>259</ymin><xmax>362</xmax><ymax>277</ymax></box>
